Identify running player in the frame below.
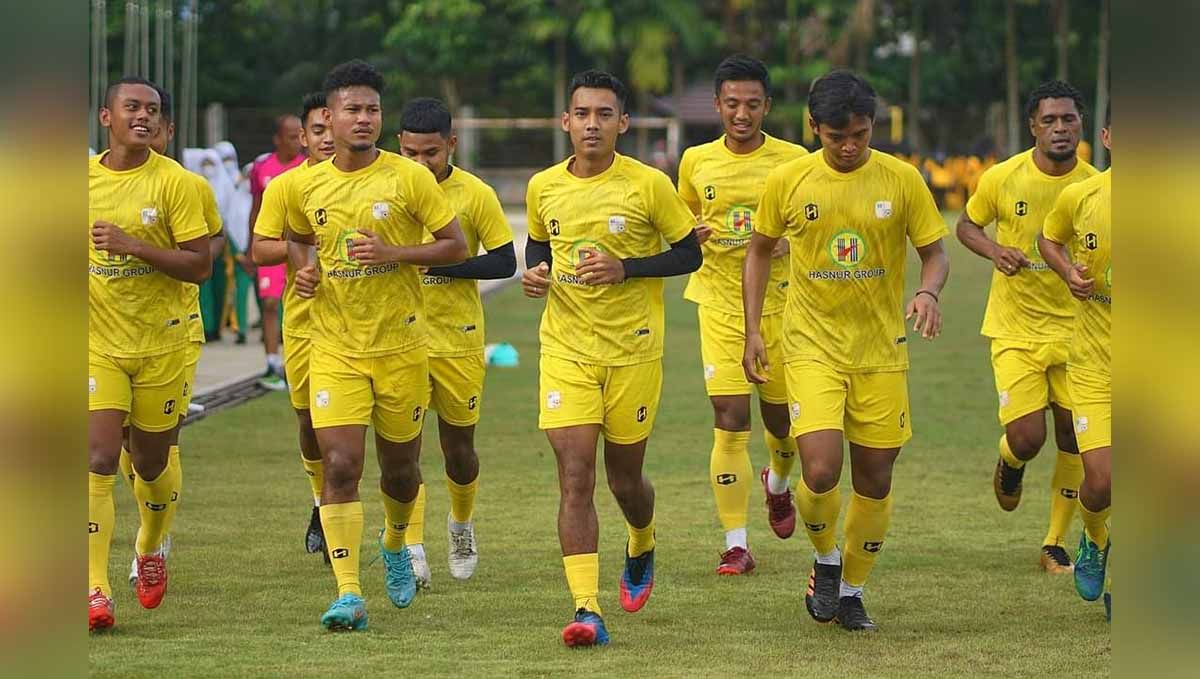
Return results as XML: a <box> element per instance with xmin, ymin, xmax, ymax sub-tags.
<box><xmin>677</xmin><ymin>54</ymin><xmax>807</xmax><ymax>575</ymax></box>
<box><xmin>251</xmin><ymin>92</ymin><xmax>336</xmax><ymax>560</ymax></box>
<box><xmin>522</xmin><ymin>70</ymin><xmax>702</xmax><ymax>647</ymax></box>
<box><xmin>398</xmin><ymin>97</ymin><xmax>517</xmax><ymax>586</ymax></box>
<box><xmin>1040</xmin><ymin>106</ymin><xmax>1111</xmax><ymax>620</ymax></box>
<box><xmin>285</xmin><ymin>60</ymin><xmax>467</xmax><ymax>631</ymax></box>
<box><xmin>743</xmin><ymin>70</ymin><xmax>949</xmax><ymax>631</ymax></box>
<box><xmin>89</xmin><ymin>77</ymin><xmax>212</xmax><ymax>630</ymax></box>
<box><xmin>956</xmin><ymin>80</ymin><xmax>1097</xmax><ymax>573</ymax></box>
<box><xmin>249</xmin><ymin>114</ymin><xmax>305</xmax><ymax>389</ymax></box>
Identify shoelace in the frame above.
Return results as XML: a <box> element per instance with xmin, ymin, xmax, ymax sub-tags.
<box><xmin>720</xmin><ymin>546</ymin><xmax>746</xmax><ymax>563</ymax></box>
<box><xmin>89</xmin><ymin>590</ymin><xmax>111</xmax><ymax>611</ymax></box>
<box><xmin>1044</xmin><ymin>546</ymin><xmax>1071</xmax><ymax>566</ymax></box>
<box><xmin>381</xmin><ymin>549</ymin><xmax>412</xmax><ymax>588</ymax></box>
<box><xmin>138</xmin><ymin>556</ymin><xmax>165</xmax><ymax>586</ymax></box>
<box><xmin>998</xmin><ymin>461</ymin><xmax>1023</xmax><ymax>494</ymax></box>
<box><xmin>450</xmin><ymin>529</ymin><xmax>475</xmax><ymax>557</ymax></box>
<box><xmin>766</xmin><ymin>490</ymin><xmax>792</xmax><ymax>520</ymax></box>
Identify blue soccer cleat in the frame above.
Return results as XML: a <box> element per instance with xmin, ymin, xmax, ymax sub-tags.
<box><xmin>379</xmin><ymin>540</ymin><xmax>417</xmax><ymax>608</ymax></box>
<box><xmin>562</xmin><ymin>608</ymin><xmax>610</xmax><ymax>647</ymax></box>
<box><xmin>321</xmin><ymin>593</ymin><xmax>368</xmax><ymax>631</ymax></box>
<box><xmin>1073</xmin><ymin>533</ymin><xmax>1109</xmax><ymax>602</ymax></box>
<box><xmin>619</xmin><ymin>545</ymin><xmax>655</xmax><ymax>612</ymax></box>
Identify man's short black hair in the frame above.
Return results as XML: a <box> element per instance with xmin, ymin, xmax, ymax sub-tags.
<box><xmin>399</xmin><ymin>98</ymin><xmax>452</xmax><ymax>138</ymax></box>
<box><xmin>105</xmin><ymin>75</ymin><xmax>160</xmax><ymax>109</ymax></box>
<box><xmin>154</xmin><ymin>87</ymin><xmax>173</xmax><ymax>122</ymax></box>
<box><xmin>568</xmin><ymin>69</ymin><xmax>628</xmax><ymax>112</ymax></box>
<box><xmin>714</xmin><ymin>54</ymin><xmax>771</xmax><ymax>96</ymax></box>
<box><xmin>807</xmin><ymin>70</ymin><xmax>877</xmax><ymax>128</ymax></box>
<box><xmin>323</xmin><ymin>59</ymin><xmax>385</xmax><ymax>97</ymax></box>
<box><xmin>1024</xmin><ymin>80</ymin><xmax>1086</xmax><ymax>121</ymax></box>
<box><xmin>300</xmin><ymin>92</ymin><xmax>326</xmax><ymax>127</ymax></box>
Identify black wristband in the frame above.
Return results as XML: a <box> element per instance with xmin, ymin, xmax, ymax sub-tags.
<box><xmin>916</xmin><ymin>289</ymin><xmax>939</xmax><ymax>303</ymax></box>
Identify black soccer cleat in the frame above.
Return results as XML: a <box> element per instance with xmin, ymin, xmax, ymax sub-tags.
<box><xmin>835</xmin><ymin>595</ymin><xmax>878</xmax><ymax>632</ymax></box>
<box><xmin>993</xmin><ymin>457</ymin><xmax>1025</xmax><ymax>511</ymax></box>
<box><xmin>306</xmin><ymin>506</ymin><xmax>327</xmax><ymax>555</ymax></box>
<box><xmin>805</xmin><ymin>561</ymin><xmax>841</xmax><ymax>623</ymax></box>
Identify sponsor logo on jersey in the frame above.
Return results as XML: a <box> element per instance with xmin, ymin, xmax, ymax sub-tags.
<box><xmin>829</xmin><ymin>231</ymin><xmax>866</xmax><ymax>267</ymax></box>
<box><xmin>725</xmin><ymin>206</ymin><xmax>754</xmax><ymax>237</ymax></box>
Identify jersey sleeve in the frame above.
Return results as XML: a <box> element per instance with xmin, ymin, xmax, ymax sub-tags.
<box><xmin>755</xmin><ymin>166</ymin><xmax>790</xmax><ymax>239</ymax></box>
<box><xmin>904</xmin><ymin>166</ymin><xmax>948</xmax><ymax>248</ymax></box>
<box><xmin>676</xmin><ymin>148</ymin><xmax>701</xmax><ymax>215</ymax></box>
<box><xmin>283</xmin><ymin>172</ymin><xmax>313</xmax><ymax>235</ymax></box>
<box><xmin>199</xmin><ymin>181</ymin><xmax>223</xmax><ymax>235</ymax></box>
<box><xmin>648</xmin><ymin>168</ymin><xmax>697</xmax><ymax>243</ymax></box>
<box><xmin>964</xmin><ymin>164</ymin><xmax>999</xmax><ymax>227</ymax></box>
<box><xmin>253</xmin><ymin>173</ymin><xmax>289</xmax><ymax>239</ymax></box>
<box><xmin>471</xmin><ymin>182</ymin><xmax>514</xmax><ymax>250</ymax></box>
<box><xmin>525</xmin><ymin>172</ymin><xmax>548</xmax><ymax>241</ymax></box>
<box><xmin>407</xmin><ymin>166</ymin><xmax>457</xmax><ymax>233</ymax></box>
<box><xmin>1042</xmin><ymin>183</ymin><xmax>1079</xmax><ymax>244</ymax></box>
<box><xmin>165</xmin><ymin>170</ymin><xmax>209</xmax><ymax>243</ymax></box>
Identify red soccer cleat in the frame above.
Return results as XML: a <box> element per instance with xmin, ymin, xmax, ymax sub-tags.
<box><xmin>88</xmin><ymin>588</ymin><xmax>114</xmax><ymax>631</ymax></box>
<box><xmin>135</xmin><ymin>553</ymin><xmax>168</xmax><ymax>609</ymax></box>
<box><xmin>716</xmin><ymin>546</ymin><xmax>757</xmax><ymax>575</ymax></box>
<box><xmin>760</xmin><ymin>467</ymin><xmax>796</xmax><ymax>539</ymax></box>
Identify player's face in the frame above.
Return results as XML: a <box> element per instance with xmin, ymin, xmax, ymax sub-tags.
<box><xmin>1029</xmin><ymin>97</ymin><xmax>1082</xmax><ymax>162</ymax></box>
<box><xmin>562</xmin><ymin>87</ymin><xmax>628</xmax><ymax>160</ymax></box>
<box><xmin>716</xmin><ymin>80</ymin><xmax>771</xmax><ymax>144</ymax></box>
<box><xmin>100</xmin><ymin>84</ymin><xmax>161</xmax><ymax>149</ymax></box>
<box><xmin>150</xmin><ymin>118</ymin><xmax>175</xmax><ymax>155</ymax></box>
<box><xmin>328</xmin><ymin>86</ymin><xmax>382</xmax><ymax>153</ymax></box>
<box><xmin>399</xmin><ymin>131</ymin><xmax>456</xmax><ymax>181</ymax></box>
<box><xmin>301</xmin><ymin>108</ymin><xmax>335</xmax><ymax>162</ymax></box>
<box><xmin>275</xmin><ymin>116</ymin><xmax>303</xmax><ymax>157</ymax></box>
<box><xmin>812</xmin><ymin>113</ymin><xmax>873</xmax><ymax>172</ymax></box>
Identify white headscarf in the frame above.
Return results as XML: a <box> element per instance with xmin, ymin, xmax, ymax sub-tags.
<box><xmin>184</xmin><ymin>147</ymin><xmax>248</xmax><ymax>252</ymax></box>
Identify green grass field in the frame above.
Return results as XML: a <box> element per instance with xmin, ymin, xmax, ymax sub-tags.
<box><xmin>89</xmin><ymin>213</ymin><xmax>1110</xmax><ymax>678</ymax></box>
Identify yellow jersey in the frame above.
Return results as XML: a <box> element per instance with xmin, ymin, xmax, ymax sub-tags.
<box><xmin>757</xmin><ymin>150</ymin><xmax>947</xmax><ymax>372</ymax></box>
<box><xmin>285</xmin><ymin>150</ymin><xmax>457</xmax><ymax>357</ymax></box>
<box><xmin>965</xmin><ymin>148</ymin><xmax>1097</xmax><ymax>341</ymax></box>
<box><xmin>185</xmin><ymin>171</ymin><xmax>223</xmax><ymax>344</ymax></box>
<box><xmin>254</xmin><ymin>160</ymin><xmax>320</xmax><ymax>340</ymax></box>
<box><xmin>526</xmin><ymin>153</ymin><xmax>696</xmax><ymax>366</ymax></box>
<box><xmin>1043</xmin><ymin>170</ymin><xmax>1111</xmax><ymax>375</ymax></box>
<box><xmin>89</xmin><ymin>151</ymin><xmax>208</xmax><ymax>358</ymax></box>
<box><xmin>421</xmin><ymin>166</ymin><xmax>514</xmax><ymax>358</ymax></box>
<box><xmin>678</xmin><ymin>133</ymin><xmax>808</xmax><ymax>315</ymax></box>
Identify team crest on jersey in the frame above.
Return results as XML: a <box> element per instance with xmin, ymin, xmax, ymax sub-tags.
<box><xmin>804</xmin><ymin>203</ymin><xmax>819</xmax><ymax>220</ymax></box>
<box><xmin>608</xmin><ymin>215</ymin><xmax>626</xmax><ymax>234</ymax></box>
<box><xmin>315</xmin><ymin>208</ymin><xmax>328</xmax><ymax>225</ymax></box>
<box><xmin>1085</xmin><ymin>232</ymin><xmax>1099</xmax><ymax>250</ymax></box>
<box><xmin>1015</xmin><ymin>200</ymin><xmax>1029</xmax><ymax>216</ymax></box>
<box><xmin>725</xmin><ymin>206</ymin><xmax>753</xmax><ymax>236</ymax></box>
<box><xmin>373</xmin><ymin>202</ymin><xmax>390</xmax><ymax>220</ymax></box>
<box><xmin>548</xmin><ymin>218</ymin><xmax>560</xmax><ymax>236</ymax></box>
<box><xmin>141</xmin><ymin>207</ymin><xmax>158</xmax><ymax>224</ymax></box>
<box><xmin>875</xmin><ymin>201</ymin><xmax>892</xmax><ymax>218</ymax></box>
<box><xmin>704</xmin><ymin>185</ymin><xmax>716</xmax><ymax>200</ymax></box>
<box><xmin>828</xmin><ymin>231</ymin><xmax>867</xmax><ymax>267</ymax></box>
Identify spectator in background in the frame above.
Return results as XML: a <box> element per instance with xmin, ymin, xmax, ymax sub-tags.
<box><xmin>248</xmin><ymin>115</ymin><xmax>304</xmax><ymax>388</ymax></box>
<box><xmin>186</xmin><ymin>147</ymin><xmax>239</xmax><ymax>341</ymax></box>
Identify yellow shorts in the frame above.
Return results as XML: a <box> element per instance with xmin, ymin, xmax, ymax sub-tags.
<box><xmin>428</xmin><ymin>353</ymin><xmax>486</xmax><ymax>427</ymax></box>
<box><xmin>698</xmin><ymin>307</ymin><xmax>787</xmax><ymax>404</ymax></box>
<box><xmin>89</xmin><ymin>347</ymin><xmax>187</xmax><ymax>433</ymax></box>
<box><xmin>180</xmin><ymin>342</ymin><xmax>200</xmax><ymax>415</ymax></box>
<box><xmin>990</xmin><ymin>339</ymin><xmax>1071</xmax><ymax>424</ymax></box>
<box><xmin>1067</xmin><ymin>366</ymin><xmax>1111</xmax><ymax>453</ymax></box>
<box><xmin>308</xmin><ymin>345</ymin><xmax>429</xmax><ymax>443</ymax></box>
<box><xmin>284</xmin><ymin>334</ymin><xmax>311</xmax><ymax>411</ymax></box>
<box><xmin>539</xmin><ymin>355</ymin><xmax>662</xmax><ymax>445</ymax></box>
<box><xmin>784</xmin><ymin>359</ymin><xmax>912</xmax><ymax>448</ymax></box>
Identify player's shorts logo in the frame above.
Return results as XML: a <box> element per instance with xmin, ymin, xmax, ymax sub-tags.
<box><xmin>804</xmin><ymin>203</ymin><xmax>819</xmax><ymax>220</ymax></box>
<box><xmin>899</xmin><ymin>411</ymin><xmax>906</xmax><ymax>429</ymax></box>
<box><xmin>1075</xmin><ymin>416</ymin><xmax>1089</xmax><ymax>433</ymax></box>
<box><xmin>546</xmin><ymin>390</ymin><xmax>562</xmax><ymax>410</ymax></box>
<box><xmin>412</xmin><ymin>406</ymin><xmax>423</xmax><ymax>421</ymax></box>
<box><xmin>1015</xmin><ymin>200</ymin><xmax>1028</xmax><ymax>216</ymax></box>
<box><xmin>331</xmin><ymin>548</ymin><xmax>349</xmax><ymax>559</ymax></box>
<box><xmin>704</xmin><ymin>185</ymin><xmax>716</xmax><ymax>200</ymax></box>
<box><xmin>716</xmin><ymin>473</ymin><xmax>737</xmax><ymax>485</ymax></box>
<box><xmin>828</xmin><ymin>231</ymin><xmax>866</xmax><ymax>268</ymax></box>
<box><xmin>863</xmin><ymin>540</ymin><xmax>884</xmax><ymax>553</ymax></box>
<box><xmin>571</xmin><ymin>240</ymin><xmax>605</xmax><ymax>266</ymax></box>
<box><xmin>636</xmin><ymin>406</ymin><xmax>647</xmax><ymax>423</ymax></box>
<box><xmin>790</xmin><ymin>402</ymin><xmax>801</xmax><ymax>420</ymax></box>
<box><xmin>548</xmin><ymin>218</ymin><xmax>560</xmax><ymax>236</ymax></box>
<box><xmin>468</xmin><ymin>396</ymin><xmax>478</xmax><ymax>410</ymax></box>
<box><xmin>315</xmin><ymin>390</ymin><xmax>330</xmax><ymax>408</ymax></box>
<box><xmin>163</xmin><ymin>399</ymin><xmax>175</xmax><ymax>415</ymax></box>
<box><xmin>725</xmin><ymin>206</ymin><xmax>754</xmax><ymax>237</ymax></box>
<box><xmin>88</xmin><ymin>521</ymin><xmax>99</xmax><ymax>533</ymax></box>
<box><xmin>703</xmin><ymin>364</ymin><xmax>715</xmax><ymax>380</ymax></box>
<box><xmin>1085</xmin><ymin>232</ymin><xmax>1099</xmax><ymax>250</ymax></box>
<box><xmin>315</xmin><ymin>208</ymin><xmax>328</xmax><ymax>225</ymax></box>
<box><xmin>89</xmin><ymin>376</ymin><xmax>97</xmax><ymax>394</ymax></box>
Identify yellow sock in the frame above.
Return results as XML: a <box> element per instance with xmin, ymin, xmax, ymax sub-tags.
<box><xmin>133</xmin><ymin>458</ymin><xmax>180</xmax><ymax>555</ymax></box>
<box><xmin>765</xmin><ymin>430</ymin><xmax>798</xmax><ymax>482</ymax></box>
<box><xmin>1078</xmin><ymin>499</ymin><xmax>1110</xmax><ymax>546</ymax></box>
<box><xmin>319</xmin><ymin>502</ymin><xmax>363</xmax><ymax>596</ymax></box>
<box><xmin>301</xmin><ymin>455</ymin><xmax>323</xmax><ymax>505</ymax></box>
<box><xmin>1044</xmin><ymin>450</ymin><xmax>1083</xmax><ymax>547</ymax></box>
<box><xmin>88</xmin><ymin>473</ymin><xmax>116</xmax><ymax>597</ymax></box>
<box><xmin>446</xmin><ymin>475</ymin><xmax>478</xmax><ymax>524</ymax></box>
<box><xmin>405</xmin><ymin>483</ymin><xmax>427</xmax><ymax>547</ymax></box>
<box><xmin>380</xmin><ymin>490</ymin><xmax>416</xmax><ymax>552</ymax></box>
<box><xmin>627</xmin><ymin>516</ymin><xmax>656</xmax><ymax>557</ymax></box>
<box><xmin>842</xmin><ymin>492</ymin><xmax>893</xmax><ymax>587</ymax></box>
<box><xmin>162</xmin><ymin>445</ymin><xmax>182</xmax><ymax>531</ymax></box>
<box><xmin>562</xmin><ymin>553</ymin><xmax>601</xmax><ymax>615</ymax></box>
<box><xmin>796</xmin><ymin>479</ymin><xmax>841</xmax><ymax>555</ymax></box>
<box><xmin>999</xmin><ymin>434</ymin><xmax>1025</xmax><ymax>469</ymax></box>
<box><xmin>118</xmin><ymin>447</ymin><xmax>135</xmax><ymax>490</ymax></box>
<box><xmin>710</xmin><ymin>428</ymin><xmax>752</xmax><ymax>531</ymax></box>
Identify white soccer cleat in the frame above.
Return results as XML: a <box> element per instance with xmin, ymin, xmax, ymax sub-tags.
<box><xmin>447</xmin><ymin>514</ymin><xmax>478</xmax><ymax>580</ymax></box>
<box><xmin>129</xmin><ymin>534</ymin><xmax>172</xmax><ymax>587</ymax></box>
<box><xmin>411</xmin><ymin>544</ymin><xmax>432</xmax><ymax>590</ymax></box>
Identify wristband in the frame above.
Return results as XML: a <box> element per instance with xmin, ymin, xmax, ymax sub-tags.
<box><xmin>915</xmin><ymin>289</ymin><xmax>939</xmax><ymax>303</ymax></box>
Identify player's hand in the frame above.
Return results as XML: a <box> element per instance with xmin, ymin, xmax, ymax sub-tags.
<box><xmin>294</xmin><ymin>263</ymin><xmax>321</xmax><ymax>298</ymax></box>
<box><xmin>91</xmin><ymin>220</ymin><xmax>138</xmax><ymax>257</ymax></box>
<box><xmin>990</xmin><ymin>245</ymin><xmax>1030</xmax><ymax>276</ymax></box>
<box><xmin>694</xmin><ymin>224</ymin><xmax>713</xmax><ymax>244</ymax></box>
<box><xmin>1066</xmin><ymin>263</ymin><xmax>1094</xmax><ymax>300</ymax></box>
<box><xmin>523</xmin><ymin>262</ymin><xmax>550</xmax><ymax>298</ymax></box>
<box><xmin>771</xmin><ymin>238</ymin><xmax>790</xmax><ymax>259</ymax></box>
<box><xmin>575</xmin><ymin>248</ymin><xmax>625</xmax><ymax>285</ymax></box>
<box><xmin>742</xmin><ymin>332</ymin><xmax>770</xmax><ymax>384</ymax></box>
<box><xmin>348</xmin><ymin>228</ymin><xmax>397</xmax><ymax>266</ymax></box>
<box><xmin>905</xmin><ymin>293</ymin><xmax>942</xmax><ymax>340</ymax></box>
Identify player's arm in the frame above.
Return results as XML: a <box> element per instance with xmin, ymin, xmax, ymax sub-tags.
<box><xmin>427</xmin><ymin>186</ymin><xmax>517</xmax><ymax>280</ymax></box>
<box><xmin>906</xmin><ymin>239</ymin><xmax>949</xmax><ymax>340</ymax></box>
<box><xmin>251</xmin><ymin>177</ymin><xmax>292</xmax><ymax>265</ymax></box>
<box><xmin>1040</xmin><ymin>189</ymin><xmax>1092</xmax><ymax>300</ymax></box>
<box><xmin>576</xmin><ymin>231</ymin><xmax>701</xmax><ymax>285</ymax></box>
<box><xmin>348</xmin><ymin>217</ymin><xmax>468</xmax><ymax>267</ymax></box>
<box><xmin>426</xmin><ymin>241</ymin><xmax>516</xmax><ymax>280</ymax></box>
<box><xmin>251</xmin><ymin>234</ymin><xmax>286</xmax><ymax>266</ymax></box>
<box><xmin>956</xmin><ymin>211</ymin><xmax>1028</xmax><ymax>276</ymax></box>
<box><xmin>92</xmin><ymin>221</ymin><xmax>212</xmax><ymax>284</ymax></box>
<box><xmin>285</xmin><ymin>228</ymin><xmax>319</xmax><ymax>298</ymax></box>
<box><xmin>210</xmin><ymin>230</ymin><xmax>226</xmax><ymax>260</ymax></box>
<box><xmin>742</xmin><ymin>231</ymin><xmax>776</xmax><ymax>384</ymax></box>
<box><xmin>523</xmin><ymin>238</ymin><xmax>552</xmax><ymax>298</ymax></box>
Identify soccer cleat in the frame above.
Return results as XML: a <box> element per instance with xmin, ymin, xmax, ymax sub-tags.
<box><xmin>760</xmin><ymin>467</ymin><xmax>796</xmax><ymax>539</ymax></box>
<box><xmin>993</xmin><ymin>457</ymin><xmax>1025</xmax><ymax>511</ymax></box>
<box><xmin>716</xmin><ymin>546</ymin><xmax>756</xmax><ymax>575</ymax></box>
<box><xmin>135</xmin><ymin>553</ymin><xmax>168</xmax><ymax>609</ymax></box>
<box><xmin>379</xmin><ymin>540</ymin><xmax>417</xmax><ymax>608</ymax></box>
<box><xmin>835</xmin><ymin>595</ymin><xmax>878</xmax><ymax>631</ymax></box>
<box><xmin>305</xmin><ymin>506</ymin><xmax>326</xmax><ymax>554</ymax></box>
<box><xmin>805</xmin><ymin>561</ymin><xmax>841</xmax><ymax>623</ymax></box>
<box><xmin>562</xmin><ymin>608</ymin><xmax>610</xmax><ymax>647</ymax></box>
<box><xmin>1039</xmin><ymin>544</ymin><xmax>1074</xmax><ymax>574</ymax></box>
<box><xmin>259</xmin><ymin>373</ymin><xmax>288</xmax><ymax>392</ymax></box>
<box><xmin>1074</xmin><ymin>533</ymin><xmax>1110</xmax><ymax>602</ymax></box>
<box><xmin>447</xmin><ymin>514</ymin><xmax>479</xmax><ymax>580</ymax></box>
<box><xmin>88</xmin><ymin>588</ymin><xmax>115</xmax><ymax>631</ymax></box>
<box><xmin>411</xmin><ymin>545</ymin><xmax>432</xmax><ymax>589</ymax></box>
<box><xmin>320</xmin><ymin>593</ymin><xmax>368</xmax><ymax>631</ymax></box>
<box><xmin>619</xmin><ymin>546</ymin><xmax>654</xmax><ymax>613</ymax></box>
<box><xmin>129</xmin><ymin>535</ymin><xmax>171</xmax><ymax>587</ymax></box>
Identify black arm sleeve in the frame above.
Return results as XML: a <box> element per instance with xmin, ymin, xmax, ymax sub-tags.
<box><xmin>426</xmin><ymin>241</ymin><xmax>517</xmax><ymax>280</ymax></box>
<box><xmin>525</xmin><ymin>237</ymin><xmax>552</xmax><ymax>269</ymax></box>
<box><xmin>620</xmin><ymin>230</ymin><xmax>702</xmax><ymax>279</ymax></box>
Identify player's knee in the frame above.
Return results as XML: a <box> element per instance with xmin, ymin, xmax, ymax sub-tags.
<box><xmin>322</xmin><ymin>452</ymin><xmax>360</xmax><ymax>494</ymax></box>
<box><xmin>1006</xmin><ymin>426</ymin><xmax>1045</xmax><ymax>458</ymax></box>
<box><xmin>1082</xmin><ymin>465</ymin><xmax>1111</xmax><ymax>500</ymax></box>
<box><xmin>559</xmin><ymin>465</ymin><xmax>595</xmax><ymax>502</ymax></box>
<box><xmin>712</xmin><ymin>400</ymin><xmax>751</xmax><ymax>431</ymax></box>
<box><xmin>605</xmin><ymin>470</ymin><xmax>641</xmax><ymax>502</ymax></box>
<box><xmin>801</xmin><ymin>464</ymin><xmax>840</xmax><ymax>493</ymax></box>
<box><xmin>851</xmin><ymin>472</ymin><xmax>892</xmax><ymax>499</ymax></box>
<box><xmin>88</xmin><ymin>441</ymin><xmax>120</xmax><ymax>475</ymax></box>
